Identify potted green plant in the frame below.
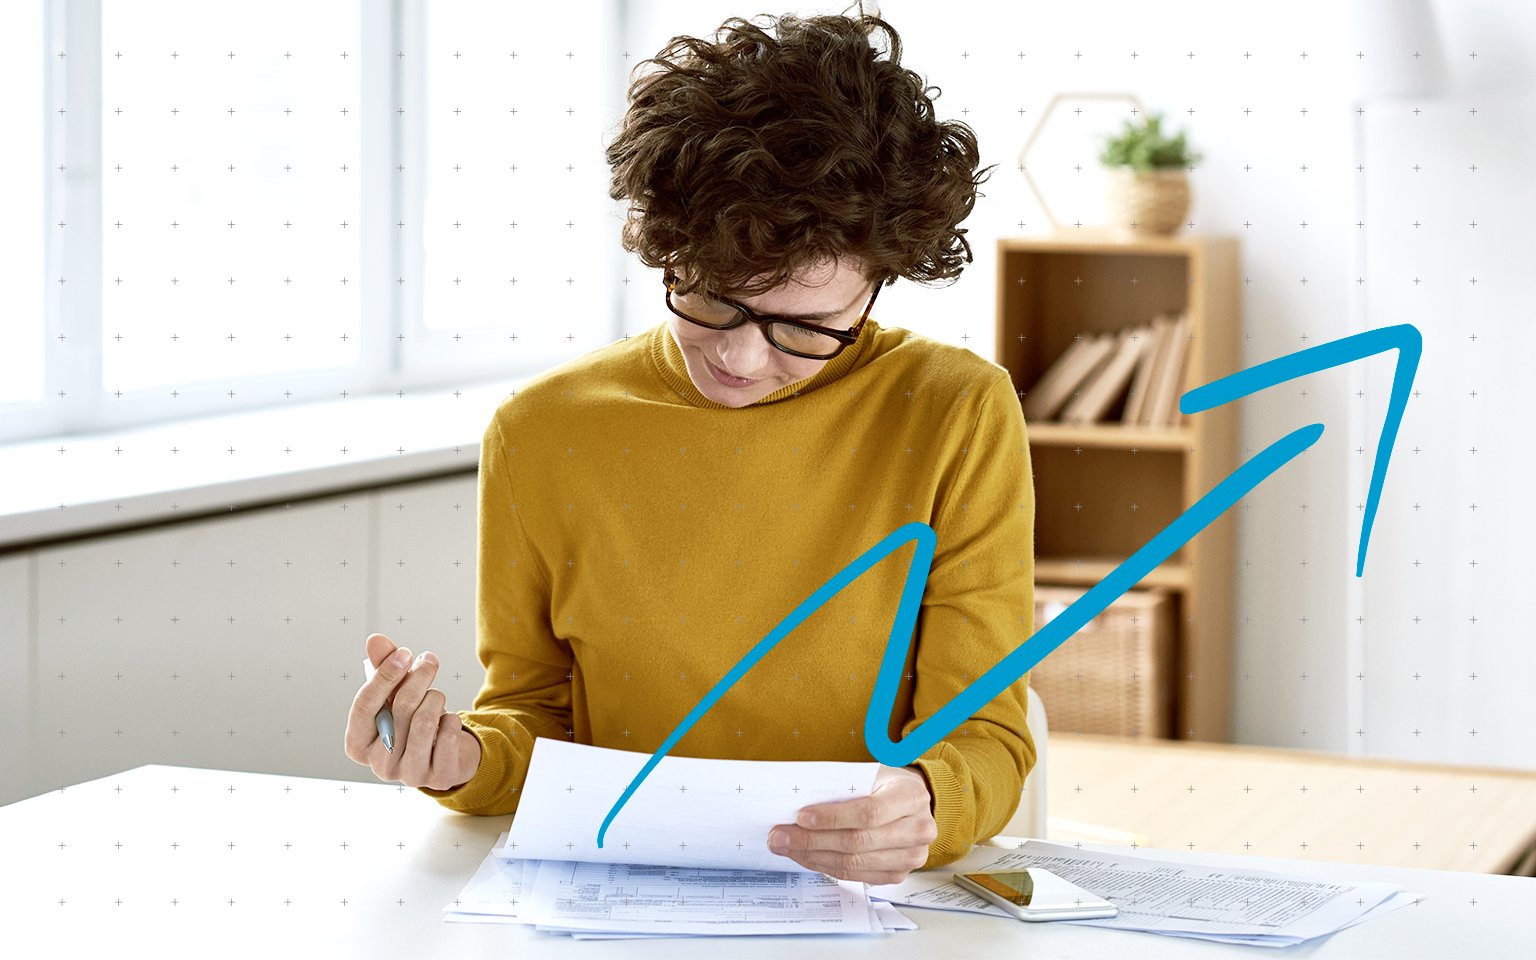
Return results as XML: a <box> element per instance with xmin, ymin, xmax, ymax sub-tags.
<box><xmin>1097</xmin><ymin>111</ymin><xmax>1203</xmax><ymax>237</ymax></box>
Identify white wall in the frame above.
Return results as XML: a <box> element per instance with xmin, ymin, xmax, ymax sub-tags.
<box><xmin>619</xmin><ymin>1</ymin><xmax>1536</xmax><ymax>770</ymax></box>
<box><xmin>1356</xmin><ymin>91</ymin><xmax>1536</xmax><ymax>769</ymax></box>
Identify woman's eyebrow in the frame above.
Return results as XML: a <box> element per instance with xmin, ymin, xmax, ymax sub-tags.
<box><xmin>729</xmin><ymin>291</ymin><xmax>861</xmax><ymax>321</ymax></box>
<box><xmin>770</xmin><ymin>306</ymin><xmax>843</xmax><ymax>320</ymax></box>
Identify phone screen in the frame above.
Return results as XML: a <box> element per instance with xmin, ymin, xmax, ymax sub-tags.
<box><xmin>961</xmin><ymin>870</ymin><xmax>1035</xmax><ymax>905</ymax></box>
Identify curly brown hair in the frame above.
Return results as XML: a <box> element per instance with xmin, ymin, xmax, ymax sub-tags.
<box><xmin>605</xmin><ymin>11</ymin><xmax>993</xmax><ymax>298</ymax></box>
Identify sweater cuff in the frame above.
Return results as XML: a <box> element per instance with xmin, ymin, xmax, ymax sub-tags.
<box><xmin>416</xmin><ymin>713</ymin><xmax>513</xmax><ymax>813</ymax></box>
<box><xmin>910</xmin><ymin>747</ymin><xmax>970</xmax><ymax>870</ymax></box>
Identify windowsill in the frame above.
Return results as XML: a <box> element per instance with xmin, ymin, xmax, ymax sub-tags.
<box><xmin>0</xmin><ymin>377</ymin><xmax>531</xmax><ymax>552</ymax></box>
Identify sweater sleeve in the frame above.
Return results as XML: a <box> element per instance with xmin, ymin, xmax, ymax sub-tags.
<box><xmin>904</xmin><ymin>370</ymin><xmax>1038</xmax><ymax>868</ymax></box>
<box><xmin>418</xmin><ymin>410</ymin><xmax>573</xmax><ymax>815</ymax></box>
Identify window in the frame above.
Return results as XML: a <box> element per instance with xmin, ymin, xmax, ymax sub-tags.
<box><xmin>100</xmin><ymin>1</ymin><xmax>364</xmax><ymax>395</ymax></box>
<box><xmin>0</xmin><ymin>0</ymin><xmax>45</xmax><ymax>411</ymax></box>
<box><xmin>404</xmin><ymin>1</ymin><xmax>624</xmax><ymax>379</ymax></box>
<box><xmin>1</xmin><ymin>0</ymin><xmax>625</xmax><ymax>445</ymax></box>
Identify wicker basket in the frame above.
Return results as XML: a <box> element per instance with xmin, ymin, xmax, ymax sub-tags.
<box><xmin>1103</xmin><ymin>166</ymin><xmax>1190</xmax><ymax>237</ymax></box>
<box><xmin>1027</xmin><ymin>584</ymin><xmax>1177</xmax><ymax>738</ymax></box>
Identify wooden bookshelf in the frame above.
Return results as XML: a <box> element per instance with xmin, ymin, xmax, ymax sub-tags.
<box><xmin>996</xmin><ymin>231</ymin><xmax>1242</xmax><ymax>743</ymax></box>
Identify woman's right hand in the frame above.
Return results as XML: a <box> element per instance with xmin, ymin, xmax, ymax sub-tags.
<box><xmin>344</xmin><ymin>632</ymin><xmax>482</xmax><ymax>792</ymax></box>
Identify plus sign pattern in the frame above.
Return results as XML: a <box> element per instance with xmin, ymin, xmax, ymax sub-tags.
<box><xmin>2</xmin><ymin>0</ymin><xmax>1532</xmax><ymax>941</ymax></box>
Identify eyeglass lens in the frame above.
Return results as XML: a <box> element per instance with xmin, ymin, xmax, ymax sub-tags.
<box><xmin>670</xmin><ymin>286</ymin><xmax>847</xmax><ymax>358</ymax></box>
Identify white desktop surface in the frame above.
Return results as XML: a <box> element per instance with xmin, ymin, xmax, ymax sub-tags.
<box><xmin>2</xmin><ymin>764</ymin><xmax>1531</xmax><ymax>958</ymax></box>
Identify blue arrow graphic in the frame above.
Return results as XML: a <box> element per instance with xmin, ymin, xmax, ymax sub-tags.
<box><xmin>595</xmin><ymin>322</ymin><xmax>1421</xmax><ymax>846</ymax></box>
<box><xmin>1182</xmin><ymin>322</ymin><xmax>1421</xmax><ymax>578</ymax></box>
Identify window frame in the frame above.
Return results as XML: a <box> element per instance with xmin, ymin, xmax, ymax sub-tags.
<box><xmin>3</xmin><ymin>0</ymin><xmax>625</xmax><ymax>446</ymax></box>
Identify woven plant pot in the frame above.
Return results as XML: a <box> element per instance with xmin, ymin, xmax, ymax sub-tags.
<box><xmin>1104</xmin><ymin>166</ymin><xmax>1190</xmax><ymax>237</ymax></box>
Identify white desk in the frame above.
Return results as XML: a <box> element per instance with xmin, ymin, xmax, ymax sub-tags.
<box><xmin>3</xmin><ymin>764</ymin><xmax>1531</xmax><ymax>958</ymax></box>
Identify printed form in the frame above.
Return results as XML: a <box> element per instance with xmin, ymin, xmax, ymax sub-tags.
<box><xmin>868</xmin><ymin>840</ymin><xmax>1413</xmax><ymax>947</ymax></box>
<box><xmin>522</xmin><ymin>858</ymin><xmax>877</xmax><ymax>936</ymax></box>
<box><xmin>446</xmin><ymin>830</ymin><xmax>914</xmax><ymax>936</ymax></box>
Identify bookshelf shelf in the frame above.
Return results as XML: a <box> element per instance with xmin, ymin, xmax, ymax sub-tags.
<box><xmin>1025</xmin><ymin>422</ymin><xmax>1192</xmax><ymax>452</ymax></box>
<box><xmin>997</xmin><ymin>232</ymin><xmax>1242</xmax><ymax>742</ymax></box>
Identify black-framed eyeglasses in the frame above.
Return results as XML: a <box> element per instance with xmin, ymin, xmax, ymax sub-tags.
<box><xmin>662</xmin><ymin>252</ymin><xmax>886</xmax><ymax>360</ymax></box>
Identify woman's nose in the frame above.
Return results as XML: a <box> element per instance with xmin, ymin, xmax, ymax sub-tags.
<box><xmin>715</xmin><ymin>322</ymin><xmax>774</xmax><ymax>376</ymax></box>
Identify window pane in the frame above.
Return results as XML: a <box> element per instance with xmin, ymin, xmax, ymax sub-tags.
<box><xmin>420</xmin><ymin>2</ymin><xmax>612</xmax><ymax>342</ymax></box>
<box><xmin>0</xmin><ymin>0</ymin><xmax>46</xmax><ymax>407</ymax></box>
<box><xmin>101</xmin><ymin>0</ymin><xmax>361</xmax><ymax>394</ymax></box>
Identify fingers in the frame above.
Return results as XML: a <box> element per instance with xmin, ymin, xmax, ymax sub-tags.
<box><xmin>780</xmin><ymin>847</ymin><xmax>921</xmax><ymax>884</ymax></box>
<box><xmin>396</xmin><ymin>687</ymin><xmax>449</xmax><ymax>787</ymax></box>
<box><xmin>343</xmin><ymin>645</ymin><xmax>413</xmax><ymax>763</ymax></box>
<box><xmin>375</xmin><ymin>651</ymin><xmax>439</xmax><ymax>776</ymax></box>
<box><xmin>395</xmin><ymin>692</ymin><xmax>475</xmax><ymax>791</ymax></box>
<box><xmin>795</xmin><ymin>766</ymin><xmax>928</xmax><ymax>831</ymax></box>
<box><xmin>775</xmin><ymin>840</ymin><xmax>930</xmax><ymax>885</ymax></box>
<box><xmin>346</xmin><ymin>635</ymin><xmax>468</xmax><ymax>792</ymax></box>
<box><xmin>388</xmin><ymin>650</ymin><xmax>440</xmax><ymax>742</ymax></box>
<box><xmin>775</xmin><ymin>811</ymin><xmax>938</xmax><ymax>855</ymax></box>
<box><xmin>769</xmin><ymin>771</ymin><xmax>939</xmax><ymax>884</ymax></box>
<box><xmin>365</xmin><ymin>632</ymin><xmax>399</xmax><ymax>669</ymax></box>
<box><xmin>431</xmin><ymin>711</ymin><xmax>474</xmax><ymax>790</ymax></box>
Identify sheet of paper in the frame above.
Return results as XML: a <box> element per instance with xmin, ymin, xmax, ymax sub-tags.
<box><xmin>443</xmin><ymin>913</ymin><xmax>525</xmax><ymax>925</ymax></box>
<box><xmin>445</xmin><ymin>835</ymin><xmax>920</xmax><ymax>937</ymax></box>
<box><xmin>1161</xmin><ymin>891</ymin><xmax>1417</xmax><ymax>947</ymax></box>
<box><xmin>519</xmin><ymin>857</ymin><xmax>878</xmax><ymax>936</ymax></box>
<box><xmin>869</xmin><ymin>840</ymin><xmax>1409</xmax><ymax>947</ymax></box>
<box><xmin>501</xmin><ymin>738</ymin><xmax>881</xmax><ymax>872</ymax></box>
<box><xmin>874</xmin><ymin>900</ymin><xmax>919</xmax><ymax>931</ymax></box>
<box><xmin>557</xmin><ymin>898</ymin><xmax>918</xmax><ymax>939</ymax></box>
<box><xmin>554</xmin><ymin>900</ymin><xmax>898</xmax><ymax>941</ymax></box>
<box><xmin>442</xmin><ymin>831</ymin><xmax>524</xmax><ymax>918</ymax></box>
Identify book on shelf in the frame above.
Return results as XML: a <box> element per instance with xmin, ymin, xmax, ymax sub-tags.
<box><xmin>1128</xmin><ymin>314</ymin><xmax>1174</xmax><ymax>426</ymax></box>
<box><xmin>1059</xmin><ymin>323</ymin><xmax>1151</xmax><ymax>424</ymax></box>
<box><xmin>1122</xmin><ymin>313</ymin><xmax>1171</xmax><ymax>425</ymax></box>
<box><xmin>1022</xmin><ymin>331</ymin><xmax>1115</xmax><ymax>422</ymax></box>
<box><xmin>1146</xmin><ymin>311</ymin><xmax>1191</xmax><ymax>427</ymax></box>
<box><xmin>1020</xmin><ymin>336</ymin><xmax>1086</xmax><ymax>422</ymax></box>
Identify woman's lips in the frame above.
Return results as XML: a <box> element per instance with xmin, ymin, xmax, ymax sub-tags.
<box><xmin>705</xmin><ymin>357</ymin><xmax>761</xmax><ymax>387</ymax></box>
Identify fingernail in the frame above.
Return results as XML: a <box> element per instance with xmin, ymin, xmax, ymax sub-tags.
<box><xmin>769</xmin><ymin>830</ymin><xmax>787</xmax><ymax>851</ymax></box>
<box><xmin>390</xmin><ymin>649</ymin><xmax>410</xmax><ymax>668</ymax></box>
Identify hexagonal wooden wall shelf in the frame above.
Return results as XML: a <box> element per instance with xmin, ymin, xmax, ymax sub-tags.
<box><xmin>1017</xmin><ymin>91</ymin><xmax>1147</xmax><ymax>232</ymax></box>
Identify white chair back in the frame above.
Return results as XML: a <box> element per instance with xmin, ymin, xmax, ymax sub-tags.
<box><xmin>996</xmin><ymin>683</ymin><xmax>1048</xmax><ymax>840</ymax></box>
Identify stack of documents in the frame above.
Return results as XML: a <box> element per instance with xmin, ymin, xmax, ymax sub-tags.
<box><xmin>439</xmin><ymin>739</ymin><xmax>1415</xmax><ymax>944</ymax></box>
<box><xmin>441</xmin><ymin>740</ymin><xmax>916</xmax><ymax>938</ymax></box>
<box><xmin>867</xmin><ymin>840</ymin><xmax>1416</xmax><ymax>948</ymax></box>
<box><xmin>446</xmin><ymin>832</ymin><xmax>916</xmax><ymax>938</ymax></box>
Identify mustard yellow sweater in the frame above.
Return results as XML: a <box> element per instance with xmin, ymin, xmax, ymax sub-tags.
<box><xmin>421</xmin><ymin>318</ymin><xmax>1037</xmax><ymax>870</ymax></box>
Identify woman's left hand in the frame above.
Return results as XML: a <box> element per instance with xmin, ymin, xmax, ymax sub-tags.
<box><xmin>767</xmin><ymin>765</ymin><xmax>938</xmax><ymax>884</ymax></box>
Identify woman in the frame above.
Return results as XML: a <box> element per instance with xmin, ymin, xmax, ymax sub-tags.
<box><xmin>344</xmin><ymin>9</ymin><xmax>1036</xmax><ymax>885</ymax></box>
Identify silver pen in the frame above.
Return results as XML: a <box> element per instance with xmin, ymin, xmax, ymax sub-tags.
<box><xmin>360</xmin><ymin>656</ymin><xmax>397</xmax><ymax>753</ymax></box>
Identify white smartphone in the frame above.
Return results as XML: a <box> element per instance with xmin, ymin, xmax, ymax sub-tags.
<box><xmin>952</xmin><ymin>867</ymin><xmax>1119</xmax><ymax>921</ymax></box>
